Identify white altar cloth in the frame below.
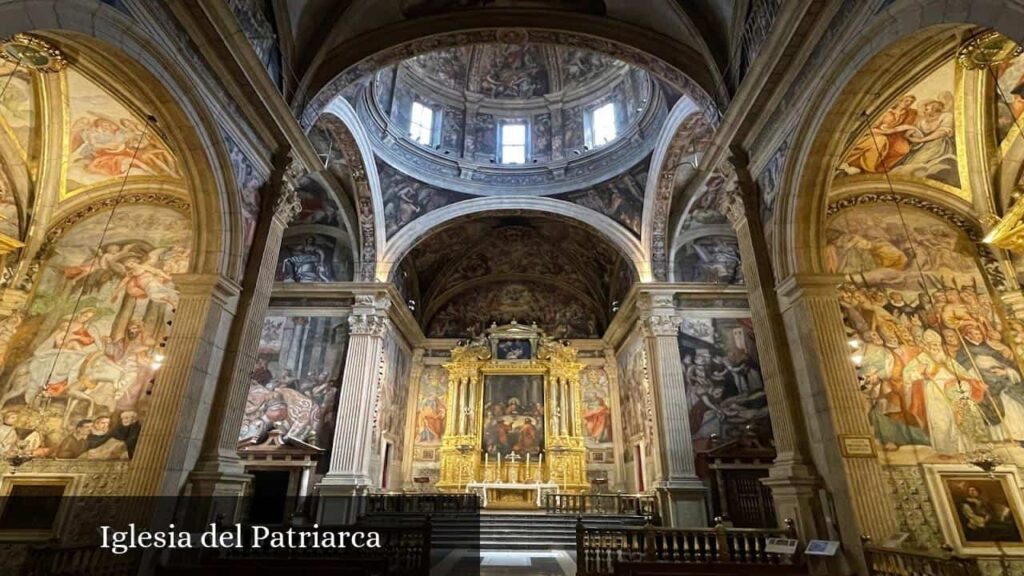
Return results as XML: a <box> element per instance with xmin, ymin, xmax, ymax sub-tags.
<box><xmin>465</xmin><ymin>481</ymin><xmax>560</xmax><ymax>507</ymax></box>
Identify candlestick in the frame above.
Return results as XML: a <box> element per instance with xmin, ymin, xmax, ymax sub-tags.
<box><xmin>497</xmin><ymin>451</ymin><xmax>501</xmax><ymax>482</ymax></box>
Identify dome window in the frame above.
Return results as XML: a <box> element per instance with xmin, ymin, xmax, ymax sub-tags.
<box><xmin>409</xmin><ymin>101</ymin><xmax>438</xmax><ymax>146</ymax></box>
<box><xmin>499</xmin><ymin>121</ymin><xmax>528</xmax><ymax>165</ymax></box>
<box><xmin>587</xmin><ymin>102</ymin><xmax>617</xmax><ymax>148</ymax></box>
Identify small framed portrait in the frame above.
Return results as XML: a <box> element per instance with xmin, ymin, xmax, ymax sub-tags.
<box><xmin>496</xmin><ymin>339</ymin><xmax>532</xmax><ymax>360</ymax></box>
<box><xmin>0</xmin><ymin>474</ymin><xmax>78</xmax><ymax>541</ymax></box>
<box><xmin>925</xmin><ymin>465</ymin><xmax>1024</xmax><ymax>555</ymax></box>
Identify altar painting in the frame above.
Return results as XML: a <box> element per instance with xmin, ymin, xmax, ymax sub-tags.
<box><xmin>482</xmin><ymin>375</ymin><xmax>544</xmax><ymax>457</ymax></box>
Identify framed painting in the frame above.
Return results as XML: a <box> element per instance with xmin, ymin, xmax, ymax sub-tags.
<box><xmin>925</xmin><ymin>465</ymin><xmax>1024</xmax><ymax>555</ymax></box>
<box><xmin>481</xmin><ymin>374</ymin><xmax>544</xmax><ymax>457</ymax></box>
<box><xmin>496</xmin><ymin>339</ymin><xmax>532</xmax><ymax>360</ymax></box>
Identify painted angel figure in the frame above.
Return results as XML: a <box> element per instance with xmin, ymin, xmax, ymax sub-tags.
<box><xmin>63</xmin><ymin>242</ymin><xmax>137</xmax><ymax>295</ymax></box>
<box><xmin>110</xmin><ymin>247</ymin><xmax>180</xmax><ymax>308</ymax></box>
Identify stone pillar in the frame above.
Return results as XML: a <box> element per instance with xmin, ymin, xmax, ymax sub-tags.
<box><xmin>637</xmin><ymin>290</ymin><xmax>708</xmax><ymax>527</ymax></box>
<box><xmin>400</xmin><ymin>348</ymin><xmax>426</xmax><ymax>490</ymax></box>
<box><xmin>317</xmin><ymin>292</ymin><xmax>391</xmax><ymax>523</ymax></box>
<box><xmin>122</xmin><ymin>274</ymin><xmax>240</xmax><ymax>527</ymax></box>
<box><xmin>185</xmin><ymin>153</ymin><xmax>306</xmax><ymax>514</ymax></box>
<box><xmin>723</xmin><ymin>149</ymin><xmax>827</xmax><ymax>546</ymax></box>
<box><xmin>778</xmin><ymin>275</ymin><xmax>899</xmax><ymax>575</ymax></box>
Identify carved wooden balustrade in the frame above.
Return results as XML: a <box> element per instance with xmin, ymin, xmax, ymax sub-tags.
<box><xmin>863</xmin><ymin>544</ymin><xmax>983</xmax><ymax>576</ymax></box>
<box><xmin>576</xmin><ymin>518</ymin><xmax>800</xmax><ymax>576</ymax></box>
<box><xmin>365</xmin><ymin>492</ymin><xmax>479</xmax><ymax>514</ymax></box>
<box><xmin>544</xmin><ymin>493</ymin><xmax>658</xmax><ymax>518</ymax></box>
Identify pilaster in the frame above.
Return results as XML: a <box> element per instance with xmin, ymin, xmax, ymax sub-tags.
<box><xmin>317</xmin><ymin>292</ymin><xmax>391</xmax><ymax>523</ymax></box>
<box><xmin>121</xmin><ymin>273</ymin><xmax>240</xmax><ymax>532</ymax></box>
<box><xmin>778</xmin><ymin>274</ymin><xmax>899</xmax><ymax>575</ymax></box>
<box><xmin>726</xmin><ymin>148</ymin><xmax>829</xmax><ymax>547</ymax></box>
<box><xmin>186</xmin><ymin>153</ymin><xmax>306</xmax><ymax>510</ymax></box>
<box><xmin>636</xmin><ymin>289</ymin><xmax>707</xmax><ymax>527</ymax></box>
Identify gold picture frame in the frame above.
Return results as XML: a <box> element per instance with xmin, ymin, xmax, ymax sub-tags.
<box><xmin>924</xmin><ymin>465</ymin><xmax>1024</xmax><ymax>555</ymax></box>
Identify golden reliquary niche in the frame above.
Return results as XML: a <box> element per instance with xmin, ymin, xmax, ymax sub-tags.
<box><xmin>435</xmin><ymin>321</ymin><xmax>589</xmax><ymax>508</ymax></box>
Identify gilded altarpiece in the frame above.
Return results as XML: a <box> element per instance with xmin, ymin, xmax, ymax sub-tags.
<box><xmin>435</xmin><ymin>323</ymin><xmax>589</xmax><ymax>505</ymax></box>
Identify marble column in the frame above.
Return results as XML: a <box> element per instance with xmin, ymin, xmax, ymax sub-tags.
<box><xmin>318</xmin><ymin>292</ymin><xmax>391</xmax><ymax>523</ymax></box>
<box><xmin>637</xmin><ymin>290</ymin><xmax>708</xmax><ymax>527</ymax></box>
<box><xmin>121</xmin><ymin>273</ymin><xmax>240</xmax><ymax>528</ymax></box>
<box><xmin>186</xmin><ymin>154</ymin><xmax>306</xmax><ymax>514</ymax></box>
<box><xmin>724</xmin><ymin>149</ymin><xmax>827</xmax><ymax>546</ymax></box>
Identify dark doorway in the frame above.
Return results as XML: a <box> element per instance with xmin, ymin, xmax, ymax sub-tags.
<box><xmin>248</xmin><ymin>470</ymin><xmax>291</xmax><ymax>525</ymax></box>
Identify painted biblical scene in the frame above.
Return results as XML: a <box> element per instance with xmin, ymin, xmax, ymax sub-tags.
<box><xmin>674</xmin><ymin>235</ymin><xmax>744</xmax><ymax>284</ymax></box>
<box><xmin>482</xmin><ymin>375</ymin><xmax>544</xmax><ymax>457</ymax></box>
<box><xmin>0</xmin><ymin>178</ymin><xmax>19</xmax><ymax>240</ymax></box>
<box><xmin>580</xmin><ymin>366</ymin><xmax>613</xmax><ymax>449</ymax></box>
<box><xmin>276</xmin><ymin>234</ymin><xmax>351</xmax><ymax>283</ymax></box>
<box><xmin>0</xmin><ymin>204</ymin><xmax>191</xmax><ymax>460</ymax></box>
<box><xmin>496</xmin><ymin>339</ymin><xmax>531</xmax><ymax>360</ymax></box>
<box><xmin>414</xmin><ymin>366</ymin><xmax>448</xmax><ymax>449</ymax></box>
<box><xmin>679</xmin><ymin>317</ymin><xmax>770</xmax><ymax>450</ymax></box>
<box><xmin>944</xmin><ymin>475</ymin><xmax>1024</xmax><ymax>545</ymax></box>
<box><xmin>240</xmin><ymin>314</ymin><xmax>348</xmax><ymax>447</ymax></box>
<box><xmin>837</xmin><ymin>60</ymin><xmax>961</xmax><ymax>191</ymax></box>
<box><xmin>555</xmin><ymin>157</ymin><xmax>648</xmax><ymax>235</ymax></box>
<box><xmin>226</xmin><ymin>137</ymin><xmax>264</xmax><ymax>261</ymax></box>
<box><xmin>379</xmin><ymin>161</ymin><xmax>470</xmax><ymax>237</ymax></box>
<box><xmin>827</xmin><ymin>205</ymin><xmax>1024</xmax><ymax>463</ymax></box>
<box><xmin>426</xmin><ymin>281</ymin><xmax>601</xmax><ymax>339</ymax></box>
<box><xmin>65</xmin><ymin>70</ymin><xmax>180</xmax><ymax>193</ymax></box>
<box><xmin>995</xmin><ymin>52</ymin><xmax>1024</xmax><ymax>145</ymax></box>
<box><xmin>0</xmin><ymin>60</ymin><xmax>36</xmax><ymax>157</ymax></box>
<box><xmin>295</xmin><ymin>180</ymin><xmax>340</xmax><ymax>226</ymax></box>
<box><xmin>473</xmin><ymin>44</ymin><xmax>549</xmax><ymax>99</ymax></box>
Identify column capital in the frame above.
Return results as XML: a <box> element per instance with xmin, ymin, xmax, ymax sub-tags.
<box><xmin>776</xmin><ymin>273</ymin><xmax>845</xmax><ymax>312</ymax></box>
<box><xmin>348</xmin><ymin>313</ymin><xmax>390</xmax><ymax>338</ymax></box>
<box><xmin>640</xmin><ymin>314</ymin><xmax>682</xmax><ymax>338</ymax></box>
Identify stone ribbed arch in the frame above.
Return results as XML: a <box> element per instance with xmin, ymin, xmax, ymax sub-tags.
<box><xmin>377</xmin><ymin>196</ymin><xmax>648</xmax><ymax>282</ymax></box>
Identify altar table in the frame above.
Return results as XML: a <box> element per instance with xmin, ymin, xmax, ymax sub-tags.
<box><xmin>465</xmin><ymin>481</ymin><xmax>560</xmax><ymax>508</ymax></box>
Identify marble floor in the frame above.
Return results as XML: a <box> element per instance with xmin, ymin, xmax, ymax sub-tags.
<box><xmin>431</xmin><ymin>549</ymin><xmax>576</xmax><ymax>575</ymax></box>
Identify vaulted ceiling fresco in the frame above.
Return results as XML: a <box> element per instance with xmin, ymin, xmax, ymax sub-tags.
<box><xmin>396</xmin><ymin>214</ymin><xmax>635</xmax><ymax>339</ymax></box>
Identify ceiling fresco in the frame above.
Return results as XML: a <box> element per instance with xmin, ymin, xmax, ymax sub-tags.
<box><xmin>398</xmin><ymin>214</ymin><xmax>635</xmax><ymax>338</ymax></box>
<box><xmin>834</xmin><ymin>58</ymin><xmax>965</xmax><ymax>199</ymax></box>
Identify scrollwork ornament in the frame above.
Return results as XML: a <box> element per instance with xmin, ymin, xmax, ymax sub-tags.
<box><xmin>273</xmin><ymin>178</ymin><xmax>303</xmax><ymax>224</ymax></box>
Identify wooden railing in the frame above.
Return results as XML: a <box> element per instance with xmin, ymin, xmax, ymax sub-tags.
<box><xmin>206</xmin><ymin>521</ymin><xmax>431</xmax><ymax>574</ymax></box>
<box><xmin>20</xmin><ymin>545</ymin><xmax>140</xmax><ymax>576</ymax></box>
<box><xmin>365</xmin><ymin>492</ymin><xmax>479</xmax><ymax>514</ymax></box>
<box><xmin>863</xmin><ymin>544</ymin><xmax>983</xmax><ymax>576</ymax></box>
<box><xmin>544</xmin><ymin>493</ymin><xmax>659</xmax><ymax>518</ymax></box>
<box><xmin>576</xmin><ymin>518</ymin><xmax>800</xmax><ymax>576</ymax></box>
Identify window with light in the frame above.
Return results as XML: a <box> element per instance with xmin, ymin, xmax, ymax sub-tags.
<box><xmin>409</xmin><ymin>102</ymin><xmax>435</xmax><ymax>146</ymax></box>
<box><xmin>591</xmin><ymin>102</ymin><xmax>617</xmax><ymax>147</ymax></box>
<box><xmin>500</xmin><ymin>122</ymin><xmax>527</xmax><ymax>164</ymax></box>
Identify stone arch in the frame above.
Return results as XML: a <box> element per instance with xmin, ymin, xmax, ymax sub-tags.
<box><xmin>0</xmin><ymin>1</ymin><xmax>239</xmax><ymax>279</ymax></box>
<box><xmin>318</xmin><ymin>99</ymin><xmax>385</xmax><ymax>281</ymax></box>
<box><xmin>298</xmin><ymin>24</ymin><xmax>723</xmax><ymax>130</ymax></box>
<box><xmin>642</xmin><ymin>97</ymin><xmax>716</xmax><ymax>281</ymax></box>
<box><xmin>778</xmin><ymin>0</ymin><xmax>1024</xmax><ymax>282</ymax></box>
<box><xmin>668</xmin><ymin>225</ymin><xmax>740</xmax><ymax>284</ymax></box>
<box><xmin>378</xmin><ymin>195</ymin><xmax>648</xmax><ymax>282</ymax></box>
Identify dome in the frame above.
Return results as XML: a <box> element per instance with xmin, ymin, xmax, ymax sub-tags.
<box><xmin>357</xmin><ymin>42</ymin><xmax>667</xmax><ymax>195</ymax></box>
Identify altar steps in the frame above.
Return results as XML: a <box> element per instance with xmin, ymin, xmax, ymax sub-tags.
<box><xmin>431</xmin><ymin>513</ymin><xmax>646</xmax><ymax>550</ymax></box>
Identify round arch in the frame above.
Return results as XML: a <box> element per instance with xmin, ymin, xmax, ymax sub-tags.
<box><xmin>318</xmin><ymin>99</ymin><xmax>385</xmax><ymax>281</ymax></box>
<box><xmin>379</xmin><ymin>196</ymin><xmax>648</xmax><ymax>283</ymax></box>
<box><xmin>298</xmin><ymin>21</ymin><xmax>724</xmax><ymax>129</ymax></box>
<box><xmin>0</xmin><ymin>0</ymin><xmax>239</xmax><ymax>278</ymax></box>
<box><xmin>778</xmin><ymin>0</ymin><xmax>1024</xmax><ymax>281</ymax></box>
